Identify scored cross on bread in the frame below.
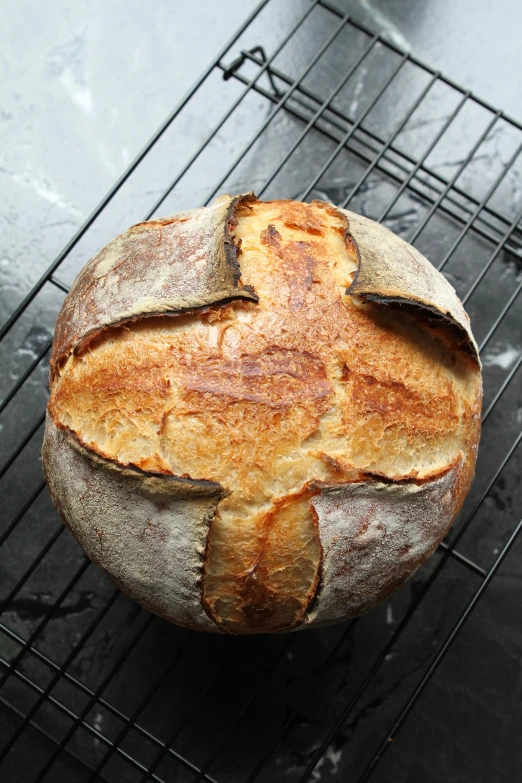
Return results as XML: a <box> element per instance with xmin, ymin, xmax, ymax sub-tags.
<box><xmin>43</xmin><ymin>194</ymin><xmax>482</xmax><ymax>634</ymax></box>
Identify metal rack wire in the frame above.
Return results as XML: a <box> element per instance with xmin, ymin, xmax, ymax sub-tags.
<box><xmin>1</xmin><ymin>0</ymin><xmax>521</xmax><ymax>780</ymax></box>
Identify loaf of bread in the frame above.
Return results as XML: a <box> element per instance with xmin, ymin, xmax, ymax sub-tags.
<box><xmin>43</xmin><ymin>194</ymin><xmax>482</xmax><ymax>634</ymax></box>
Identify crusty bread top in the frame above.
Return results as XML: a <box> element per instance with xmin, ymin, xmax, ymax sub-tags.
<box><xmin>50</xmin><ymin>193</ymin><xmax>259</xmax><ymax>380</ymax></box>
<box><xmin>341</xmin><ymin>209</ymin><xmax>479</xmax><ymax>362</ymax></box>
<box><xmin>47</xmin><ymin>197</ymin><xmax>482</xmax><ymax>633</ymax></box>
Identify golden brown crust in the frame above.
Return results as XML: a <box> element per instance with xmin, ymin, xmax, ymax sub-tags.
<box><xmin>50</xmin><ymin>192</ymin><xmax>259</xmax><ymax>379</ymax></box>
<box><xmin>202</xmin><ymin>484</ymin><xmax>322</xmax><ymax>633</ymax></box>
<box><xmin>45</xmin><ymin>194</ymin><xmax>482</xmax><ymax>633</ymax></box>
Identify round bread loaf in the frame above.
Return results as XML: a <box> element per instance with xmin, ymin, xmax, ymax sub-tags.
<box><xmin>43</xmin><ymin>194</ymin><xmax>482</xmax><ymax>634</ymax></box>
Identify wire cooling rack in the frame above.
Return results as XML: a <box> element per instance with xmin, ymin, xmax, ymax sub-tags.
<box><xmin>1</xmin><ymin>1</ymin><xmax>521</xmax><ymax>781</ymax></box>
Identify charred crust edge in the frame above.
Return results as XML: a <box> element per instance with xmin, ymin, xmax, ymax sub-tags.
<box><xmin>296</xmin><ymin>499</ymin><xmax>324</xmax><ymax>629</ymax></box>
<box><xmin>361</xmin><ymin>295</ymin><xmax>479</xmax><ymax>362</ymax></box>
<box><xmin>200</xmin><ymin>509</ymin><xmax>234</xmax><ymax>634</ymax></box>
<box><xmin>347</xmin><ymin>274</ymin><xmax>481</xmax><ymax>367</ymax></box>
<box><xmin>225</xmin><ymin>191</ymin><xmax>259</xmax><ymax>297</ymax></box>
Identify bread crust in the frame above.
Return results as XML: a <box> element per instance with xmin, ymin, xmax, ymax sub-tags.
<box><xmin>43</xmin><ymin>194</ymin><xmax>482</xmax><ymax>633</ymax></box>
<box><xmin>340</xmin><ymin>208</ymin><xmax>480</xmax><ymax>363</ymax></box>
<box><xmin>50</xmin><ymin>192</ymin><xmax>259</xmax><ymax>380</ymax></box>
<box><xmin>305</xmin><ymin>456</ymin><xmax>472</xmax><ymax>629</ymax></box>
<box><xmin>43</xmin><ymin>415</ymin><xmax>224</xmax><ymax>632</ymax></box>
